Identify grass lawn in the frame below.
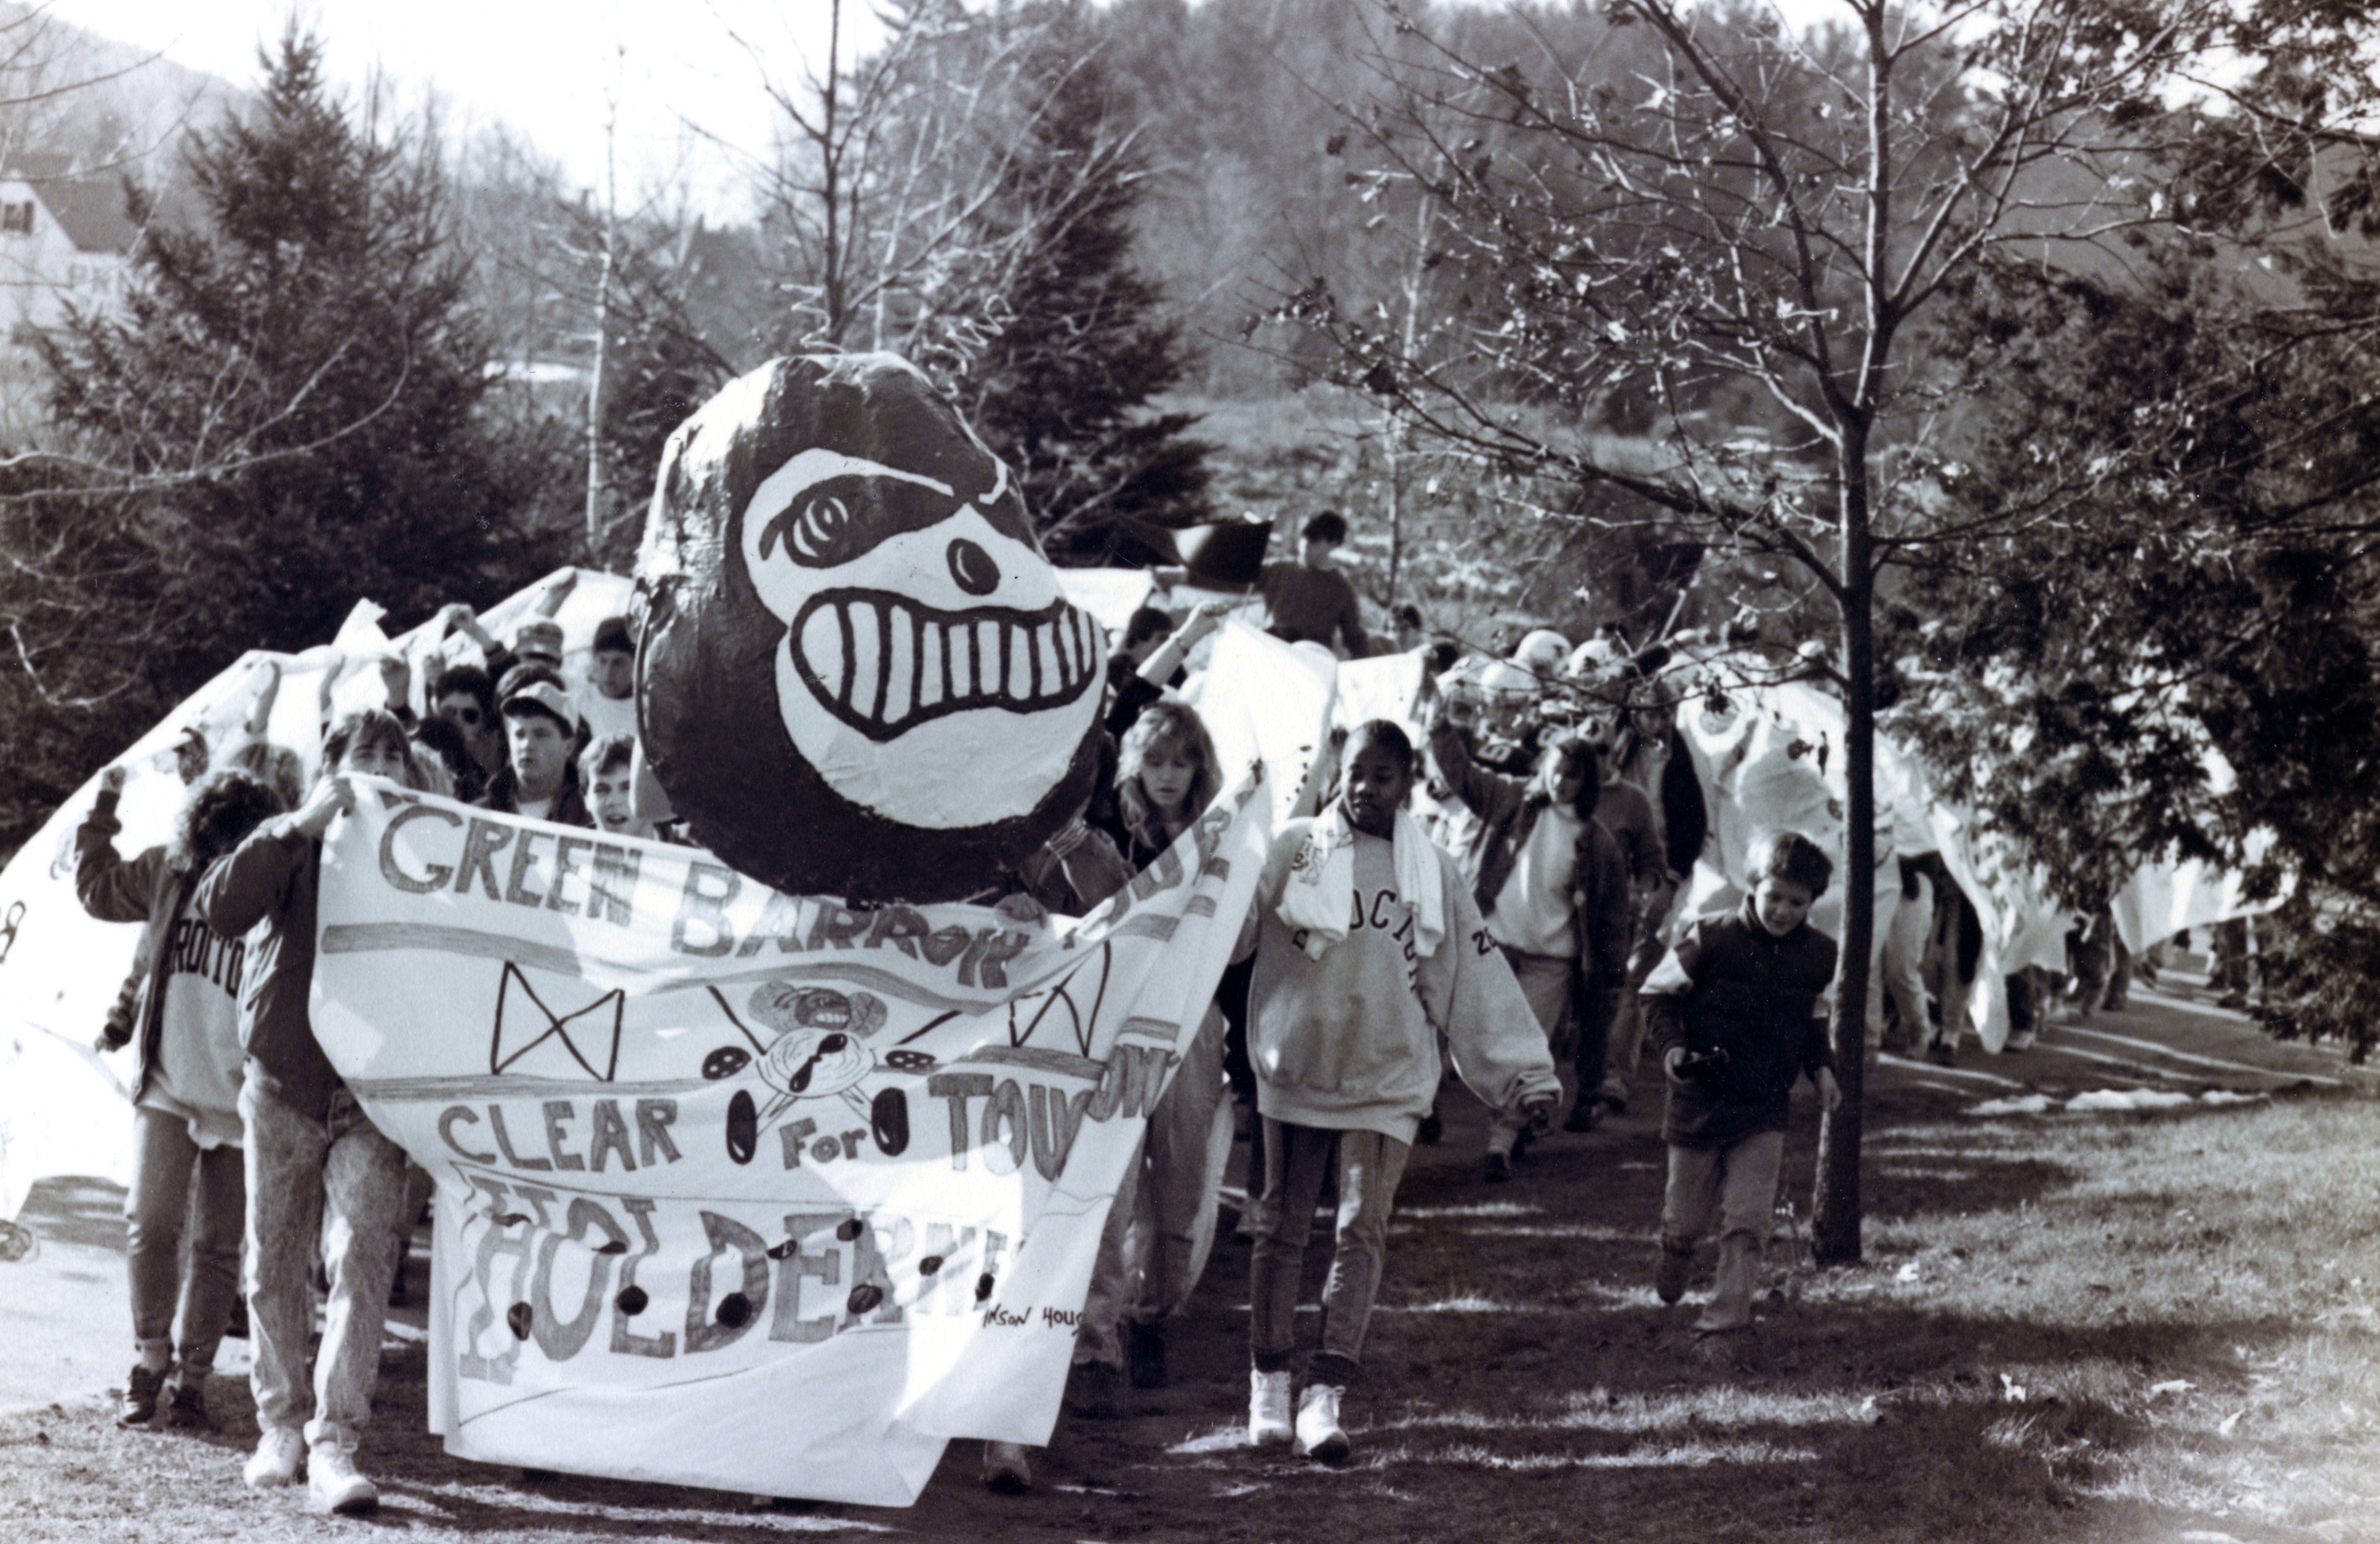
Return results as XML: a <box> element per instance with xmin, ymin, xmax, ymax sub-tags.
<box><xmin>4</xmin><ymin>1077</ymin><xmax>2377</xmax><ymax>1543</ymax></box>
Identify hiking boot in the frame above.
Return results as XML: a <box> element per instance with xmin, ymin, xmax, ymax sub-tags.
<box><xmin>981</xmin><ymin>1441</ymin><xmax>1032</xmax><ymax>1494</ymax></box>
<box><xmin>223</xmin><ymin>1295</ymin><xmax>249</xmax><ymax>1341</ymax></box>
<box><xmin>1294</xmin><ymin>1383</ymin><xmax>1349</xmax><ymax>1464</ymax></box>
<box><xmin>1249</xmin><ymin>1369</ymin><xmax>1293</xmax><ymax>1447</ymax></box>
<box><xmin>1415</xmin><ymin>1111</ymin><xmax>1443</xmax><ymax>1145</ymax></box>
<box><xmin>1484</xmin><ymin>1152</ymin><xmax>1513</xmax><ymax>1184</ymax></box>
<box><xmin>243</xmin><ymin>1426</ymin><xmax>306</xmax><ymax>1489</ymax></box>
<box><xmin>307</xmin><ymin>1441</ymin><xmax>378</xmax><ymax>1515</ymax></box>
<box><xmin>161</xmin><ymin>1375</ymin><xmax>210</xmax><ymax>1430</ymax></box>
<box><xmin>117</xmin><ymin>1363</ymin><xmax>167</xmax><ymax>1428</ymax></box>
<box><xmin>1562</xmin><ymin>1100</ymin><xmax>1603</xmax><ymax>1134</ymax></box>
<box><xmin>1127</xmin><ymin>1321</ymin><xmax>1168</xmax><ymax>1389</ymax></box>
<box><xmin>1927</xmin><ymin>1041</ymin><xmax>1958</xmax><ymax>1067</ymax></box>
<box><xmin>1655</xmin><ymin>1242</ymin><xmax>1694</xmax><ymax>1306</ymax></box>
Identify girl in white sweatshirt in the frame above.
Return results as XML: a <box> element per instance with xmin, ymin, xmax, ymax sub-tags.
<box><xmin>1239</xmin><ymin>720</ymin><xmax>1559</xmax><ymax>1461</ymax></box>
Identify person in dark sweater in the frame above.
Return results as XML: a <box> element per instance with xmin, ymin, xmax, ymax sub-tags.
<box><xmin>1641</xmin><ymin>830</ymin><xmax>1841</xmax><ymax>1334</ymax></box>
<box><xmin>195</xmin><ymin>709</ymin><xmax>424</xmax><ymax>1513</ymax></box>
<box><xmin>476</xmin><ymin>676</ymin><xmax>594</xmax><ymax>827</ymax></box>
<box><xmin>1255</xmin><ymin>511</ymin><xmax>1374</xmax><ymax>656</ymax></box>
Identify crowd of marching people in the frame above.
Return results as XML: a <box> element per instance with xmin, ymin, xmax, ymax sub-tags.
<box><xmin>68</xmin><ymin>505</ymin><xmax>2235</xmax><ymax>1510</ymax></box>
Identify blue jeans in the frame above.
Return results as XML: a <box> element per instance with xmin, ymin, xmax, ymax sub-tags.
<box><xmin>125</xmin><ymin>1106</ymin><xmax>245</xmax><ymax>1375</ymax></box>
<box><xmin>1248</xmin><ymin>1120</ymin><xmax>1410</xmax><ymax>1387</ymax></box>
<box><xmin>241</xmin><ymin>1078</ymin><xmax>409</xmax><ymax>1450</ymax></box>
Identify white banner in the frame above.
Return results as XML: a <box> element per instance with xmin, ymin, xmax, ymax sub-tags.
<box><xmin>2110</xmin><ymin>841</ymin><xmax>2288</xmax><ymax>957</ymax></box>
<box><xmin>0</xmin><ymin>571</ymin><xmax>642</xmax><ymax>1218</ymax></box>
<box><xmin>1671</xmin><ymin>669</ymin><xmax>2071</xmax><ymax>1050</ymax></box>
<box><xmin>314</xmin><ymin>767</ymin><xmax>1268</xmax><ymax>1505</ymax></box>
<box><xmin>0</xmin><ymin>645</ymin><xmax>338</xmax><ymax>1216</ymax></box>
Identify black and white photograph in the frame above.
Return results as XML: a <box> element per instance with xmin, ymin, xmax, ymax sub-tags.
<box><xmin>0</xmin><ymin>0</ymin><xmax>2376</xmax><ymax>1537</ymax></box>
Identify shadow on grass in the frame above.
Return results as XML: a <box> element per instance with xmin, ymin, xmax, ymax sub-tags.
<box><xmin>9</xmin><ymin>1073</ymin><xmax>2363</xmax><ymax>1543</ymax></box>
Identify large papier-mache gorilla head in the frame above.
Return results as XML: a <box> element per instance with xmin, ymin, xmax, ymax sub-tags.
<box><xmin>633</xmin><ymin>353</ymin><xmax>1107</xmax><ymax>903</ymax></box>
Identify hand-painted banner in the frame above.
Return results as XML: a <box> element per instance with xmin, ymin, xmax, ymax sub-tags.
<box><xmin>0</xmin><ymin>571</ymin><xmax>639</xmax><ymax>1220</ymax></box>
<box><xmin>312</xmin><ymin>772</ymin><xmax>1269</xmax><ymax>1506</ymax></box>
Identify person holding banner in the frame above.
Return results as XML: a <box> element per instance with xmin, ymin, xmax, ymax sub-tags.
<box><xmin>1241</xmin><ymin>721</ymin><xmax>1559</xmax><ymax>1462</ymax></box>
<box><xmin>428</xmin><ymin>663</ymin><xmax>502</xmax><ymax>802</ymax></box>
<box><xmin>1425</xmin><ymin>698</ymin><xmax>1631</xmax><ymax>1175</ymax></box>
<box><xmin>979</xmin><ymin>700</ymin><xmax>1240</xmax><ymax>1494</ymax></box>
<box><xmin>1093</xmin><ymin>701</ymin><xmax>1234</xmax><ymax>1389</ymax></box>
<box><xmin>580</xmin><ymin>735</ymin><xmax>655</xmax><ymax>840</ymax></box>
<box><xmin>195</xmin><ymin>709</ymin><xmax>424</xmax><ymax>1514</ymax></box>
<box><xmin>76</xmin><ymin>763</ymin><xmax>286</xmax><ymax>1431</ymax></box>
<box><xmin>1254</xmin><ymin>511</ymin><xmax>1376</xmax><ymax>657</ymax></box>
<box><xmin>1102</xmin><ymin>601</ymin><xmax>1231</xmax><ymax>739</ymax></box>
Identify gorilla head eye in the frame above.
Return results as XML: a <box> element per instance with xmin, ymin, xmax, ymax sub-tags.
<box><xmin>763</xmin><ymin>494</ymin><xmax>860</xmax><ymax>567</ymax></box>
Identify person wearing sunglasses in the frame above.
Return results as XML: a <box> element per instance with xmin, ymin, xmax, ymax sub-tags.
<box><xmin>428</xmin><ymin>664</ymin><xmax>501</xmax><ymax>801</ymax></box>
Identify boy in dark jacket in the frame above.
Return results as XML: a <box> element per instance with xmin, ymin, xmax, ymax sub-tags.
<box><xmin>196</xmin><ymin>709</ymin><xmax>417</xmax><ymax>1513</ymax></box>
<box><xmin>1641</xmin><ymin>831</ymin><xmax>1841</xmax><ymax>1333</ymax></box>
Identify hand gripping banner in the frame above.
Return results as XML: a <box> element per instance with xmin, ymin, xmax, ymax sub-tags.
<box><xmin>311</xmin><ymin>772</ymin><xmax>1270</xmax><ymax>1505</ymax></box>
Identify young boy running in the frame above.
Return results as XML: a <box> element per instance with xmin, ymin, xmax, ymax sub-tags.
<box><xmin>1240</xmin><ymin>721</ymin><xmax>1558</xmax><ymax>1461</ymax></box>
<box><xmin>1641</xmin><ymin>830</ymin><xmax>1842</xmax><ymax>1334</ymax></box>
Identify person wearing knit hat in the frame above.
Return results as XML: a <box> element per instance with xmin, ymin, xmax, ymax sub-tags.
<box><xmin>511</xmin><ymin>618</ymin><xmax>565</xmax><ymax>670</ymax></box>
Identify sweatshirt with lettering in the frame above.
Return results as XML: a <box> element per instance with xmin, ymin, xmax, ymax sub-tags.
<box><xmin>75</xmin><ymin>788</ymin><xmax>246</xmax><ymax>1126</ymax></box>
<box><xmin>1241</xmin><ymin>819</ymin><xmax>1558</xmax><ymax>1143</ymax></box>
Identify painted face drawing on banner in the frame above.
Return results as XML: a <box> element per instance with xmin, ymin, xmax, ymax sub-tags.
<box><xmin>695</xmin><ymin>975</ymin><xmax>933</xmax><ymax>1170</ymax></box>
<box><xmin>747</xmin><ymin>979</ymin><xmax>885</xmax><ymax>1106</ymax></box>
<box><xmin>635</xmin><ymin>352</ymin><xmax>1109</xmax><ymax>902</ymax></box>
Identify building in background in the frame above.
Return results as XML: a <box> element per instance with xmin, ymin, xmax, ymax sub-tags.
<box><xmin>0</xmin><ymin>153</ymin><xmax>140</xmax><ymax>433</ymax></box>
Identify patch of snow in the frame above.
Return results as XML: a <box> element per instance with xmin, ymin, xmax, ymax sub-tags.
<box><xmin>2066</xmin><ymin>1088</ymin><xmax>2195</xmax><ymax>1111</ymax></box>
<box><xmin>1168</xmin><ymin>1426</ymin><xmax>1249</xmax><ymax>1454</ymax></box>
<box><xmin>1967</xmin><ymin>1094</ymin><xmax>2054</xmax><ymax>1116</ymax></box>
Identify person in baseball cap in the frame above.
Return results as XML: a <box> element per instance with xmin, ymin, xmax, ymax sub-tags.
<box><xmin>476</xmin><ymin>669</ymin><xmax>592</xmax><ymax>826</ymax></box>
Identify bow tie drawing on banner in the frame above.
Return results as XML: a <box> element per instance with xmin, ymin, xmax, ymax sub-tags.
<box><xmin>489</xmin><ymin>963</ymin><xmax>625</xmax><ymax>1082</ymax></box>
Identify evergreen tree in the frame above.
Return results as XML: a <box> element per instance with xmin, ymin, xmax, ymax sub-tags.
<box><xmin>37</xmin><ymin>24</ymin><xmax>568</xmax><ymax>679</ymax></box>
<box><xmin>950</xmin><ymin>37</ymin><xmax>1212</xmax><ymax>564</ymax></box>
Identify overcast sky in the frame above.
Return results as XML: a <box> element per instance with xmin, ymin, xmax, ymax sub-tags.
<box><xmin>50</xmin><ymin>0</ymin><xmax>887</xmax><ymax>218</ymax></box>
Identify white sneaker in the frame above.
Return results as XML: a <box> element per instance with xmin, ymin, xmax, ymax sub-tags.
<box><xmin>307</xmin><ymin>1442</ymin><xmax>378</xmax><ymax>1514</ymax></box>
<box><xmin>242</xmin><ymin>1426</ymin><xmax>306</xmax><ymax>1489</ymax></box>
<box><xmin>1294</xmin><ymin>1382</ymin><xmax>1349</xmax><ymax>1463</ymax></box>
<box><xmin>1249</xmin><ymin>1369</ymin><xmax>1293</xmax><ymax>1447</ymax></box>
